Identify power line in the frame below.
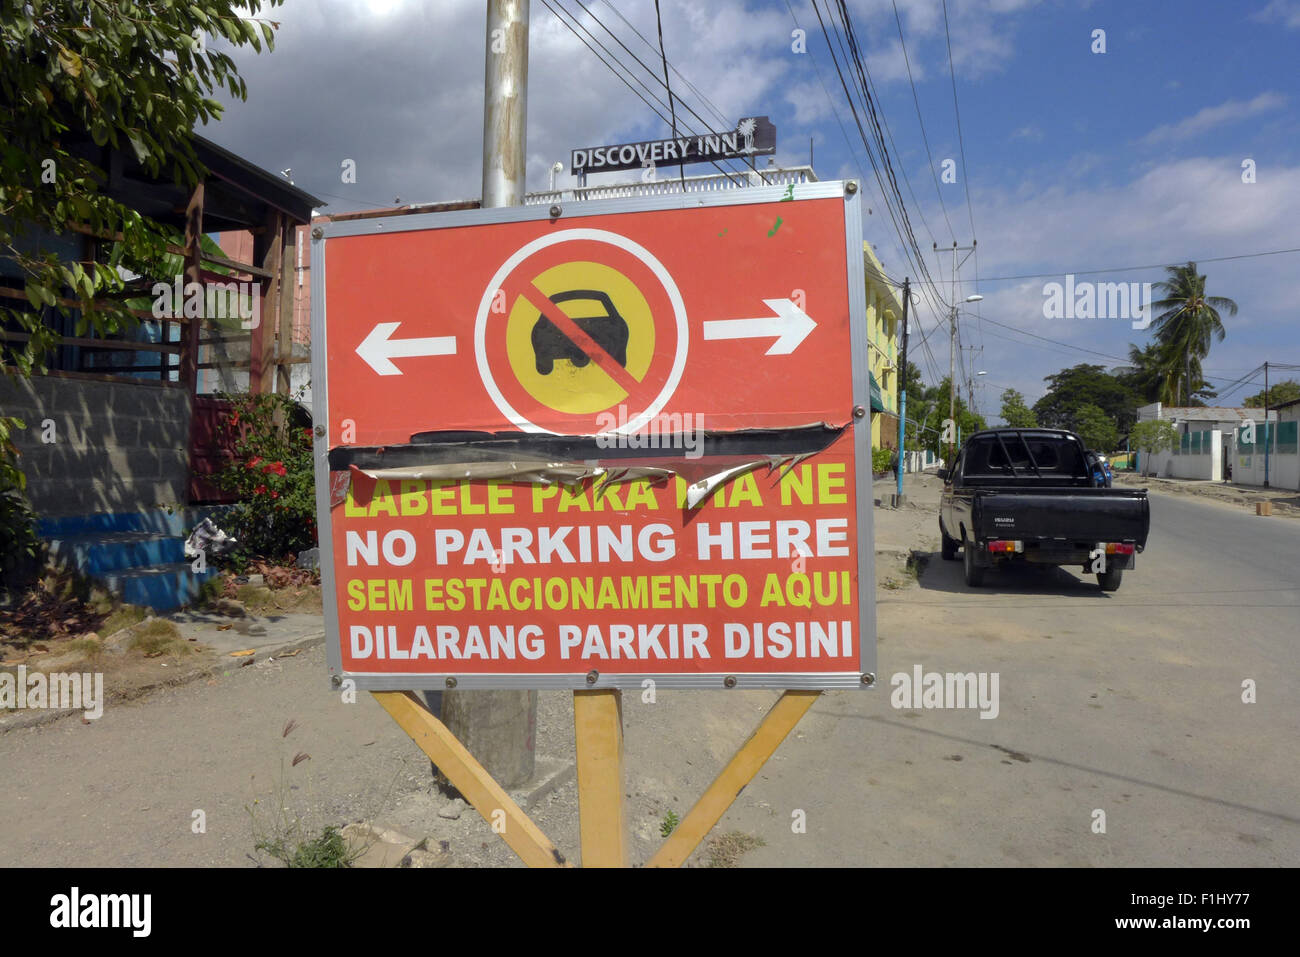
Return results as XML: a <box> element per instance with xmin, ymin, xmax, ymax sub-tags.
<box><xmin>574</xmin><ymin>0</ymin><xmax>752</xmax><ymax>181</ymax></box>
<box><xmin>941</xmin><ymin>0</ymin><xmax>978</xmax><ymax>243</ymax></box>
<box><xmin>976</xmin><ymin>316</ymin><xmax>1258</xmax><ymax>390</ymax></box>
<box><xmin>651</xmin><ymin>0</ymin><xmax>687</xmax><ymax>192</ymax></box>
<box><xmin>892</xmin><ymin>0</ymin><xmax>955</xmax><ymax>244</ymax></box>
<box><xmin>829</xmin><ymin>0</ymin><xmax>941</xmax><ymax>252</ymax></box>
<box><xmin>781</xmin><ymin>0</ymin><xmax>888</xmax><ymax>220</ymax></box>
<box><xmin>784</xmin><ymin>0</ymin><xmax>954</xmax><ymax>354</ymax></box>
<box><xmin>600</xmin><ymin>0</ymin><xmax>730</xmax><ymax>129</ymax></box>
<box><xmin>831</xmin><ymin>0</ymin><xmax>943</xmax><ymax>303</ymax></box>
<box><xmin>538</xmin><ymin>0</ymin><xmax>753</xmax><ymax>187</ymax></box>
<box><xmin>911</xmin><ymin>245</ymin><xmax>1300</xmax><ymax>286</ymax></box>
<box><xmin>816</xmin><ymin>0</ymin><xmax>957</xmax><ymax>378</ymax></box>
<box><xmin>809</xmin><ymin>0</ymin><xmax>946</xmax><ymax>320</ymax></box>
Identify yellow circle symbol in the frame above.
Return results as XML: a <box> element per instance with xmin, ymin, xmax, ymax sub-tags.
<box><xmin>505</xmin><ymin>261</ymin><xmax>655</xmax><ymax>415</ymax></box>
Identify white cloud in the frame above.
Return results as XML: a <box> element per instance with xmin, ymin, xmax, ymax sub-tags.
<box><xmin>1142</xmin><ymin>92</ymin><xmax>1288</xmax><ymax>145</ymax></box>
<box><xmin>917</xmin><ymin>154</ymin><xmax>1300</xmax><ymax>402</ymax></box>
<box><xmin>784</xmin><ymin>80</ymin><xmax>836</xmax><ymax>125</ymax></box>
<box><xmin>1251</xmin><ymin>0</ymin><xmax>1300</xmax><ymax>29</ymax></box>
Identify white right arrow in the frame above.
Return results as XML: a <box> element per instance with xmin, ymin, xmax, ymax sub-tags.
<box><xmin>355</xmin><ymin>322</ymin><xmax>457</xmax><ymax>376</ymax></box>
<box><xmin>702</xmin><ymin>298</ymin><xmax>817</xmax><ymax>355</ymax></box>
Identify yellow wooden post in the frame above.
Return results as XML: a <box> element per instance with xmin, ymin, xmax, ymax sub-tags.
<box><xmin>647</xmin><ymin>690</ymin><xmax>819</xmax><ymax>868</ymax></box>
<box><xmin>573</xmin><ymin>689</ymin><xmax>627</xmax><ymax>867</ymax></box>
<box><xmin>371</xmin><ymin>691</ymin><xmax>568</xmax><ymax>868</ymax></box>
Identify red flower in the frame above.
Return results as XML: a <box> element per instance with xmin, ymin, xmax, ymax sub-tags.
<box><xmin>254</xmin><ymin>484</ymin><xmax>268</xmax><ymax>495</ymax></box>
<box><xmin>262</xmin><ymin>460</ymin><xmax>288</xmax><ymax>477</ymax></box>
<box><xmin>230</xmin><ymin>412</ymin><xmax>240</xmax><ymax>425</ymax></box>
<box><xmin>247</xmin><ymin>455</ymin><xmax>263</xmax><ymax>470</ymax></box>
<box><xmin>270</xmin><ymin>490</ymin><xmax>279</xmax><ymax>499</ymax></box>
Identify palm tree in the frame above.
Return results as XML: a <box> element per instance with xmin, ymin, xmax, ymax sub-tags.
<box><xmin>1148</xmin><ymin>262</ymin><xmax>1237</xmax><ymax>405</ymax></box>
<box><xmin>1120</xmin><ymin>341</ymin><xmax>1173</xmax><ymax>404</ymax></box>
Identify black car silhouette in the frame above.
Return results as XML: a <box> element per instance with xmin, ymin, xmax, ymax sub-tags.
<box><xmin>531</xmin><ymin>289</ymin><xmax>629</xmax><ymax>375</ymax></box>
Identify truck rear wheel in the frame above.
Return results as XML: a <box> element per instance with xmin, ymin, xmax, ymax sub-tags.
<box><xmin>940</xmin><ymin>522</ymin><xmax>958</xmax><ymax>560</ymax></box>
<box><xmin>1097</xmin><ymin>567</ymin><xmax>1123</xmax><ymax>591</ymax></box>
<box><xmin>963</xmin><ymin>537</ymin><xmax>985</xmax><ymax>587</ymax></box>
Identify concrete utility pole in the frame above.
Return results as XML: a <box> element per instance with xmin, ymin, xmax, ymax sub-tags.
<box><xmin>1264</xmin><ymin>360</ymin><xmax>1271</xmax><ymax>488</ymax></box>
<box><xmin>441</xmin><ymin>0</ymin><xmax>537</xmax><ymax>790</ymax></box>
<box><xmin>938</xmin><ymin>240</ymin><xmax>976</xmax><ymax>465</ymax></box>
<box><xmin>895</xmin><ymin>277</ymin><xmax>910</xmax><ymax>504</ymax></box>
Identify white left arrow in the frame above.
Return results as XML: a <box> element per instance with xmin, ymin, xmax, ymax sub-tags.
<box><xmin>702</xmin><ymin>298</ymin><xmax>817</xmax><ymax>355</ymax></box>
<box><xmin>355</xmin><ymin>322</ymin><xmax>457</xmax><ymax>376</ymax></box>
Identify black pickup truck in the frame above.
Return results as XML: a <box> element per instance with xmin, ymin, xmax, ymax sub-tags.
<box><xmin>938</xmin><ymin>429</ymin><xmax>1150</xmax><ymax>591</ymax></box>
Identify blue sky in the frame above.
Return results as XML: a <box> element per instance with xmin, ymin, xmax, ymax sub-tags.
<box><xmin>214</xmin><ymin>0</ymin><xmax>1300</xmax><ymax>416</ymax></box>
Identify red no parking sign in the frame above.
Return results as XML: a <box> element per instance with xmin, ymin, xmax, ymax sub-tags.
<box><xmin>312</xmin><ymin>181</ymin><xmax>877</xmax><ymax>690</ymax></box>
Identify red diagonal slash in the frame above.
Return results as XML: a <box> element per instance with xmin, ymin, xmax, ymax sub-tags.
<box><xmin>515</xmin><ymin>287</ymin><xmax>642</xmax><ymax>398</ymax></box>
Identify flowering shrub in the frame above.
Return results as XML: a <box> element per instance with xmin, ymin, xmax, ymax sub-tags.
<box><xmin>872</xmin><ymin>446</ymin><xmax>896</xmax><ymax>475</ymax></box>
<box><xmin>215</xmin><ymin>389</ymin><xmax>316</xmax><ymax>567</ymax></box>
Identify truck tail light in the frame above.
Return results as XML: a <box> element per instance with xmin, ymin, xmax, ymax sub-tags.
<box><xmin>1102</xmin><ymin>542</ymin><xmax>1135</xmax><ymax>555</ymax></box>
<box><xmin>987</xmin><ymin>540</ymin><xmax>1023</xmax><ymax>553</ymax></box>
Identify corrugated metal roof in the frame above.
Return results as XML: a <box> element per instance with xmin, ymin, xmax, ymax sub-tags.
<box><xmin>1158</xmin><ymin>406</ymin><xmax>1274</xmax><ymax>422</ymax></box>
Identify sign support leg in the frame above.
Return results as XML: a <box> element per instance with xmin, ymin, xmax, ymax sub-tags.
<box><xmin>647</xmin><ymin>690</ymin><xmax>819</xmax><ymax>868</ymax></box>
<box><xmin>371</xmin><ymin>691</ymin><xmax>567</xmax><ymax>868</ymax></box>
<box><xmin>573</xmin><ymin>689</ymin><xmax>627</xmax><ymax>867</ymax></box>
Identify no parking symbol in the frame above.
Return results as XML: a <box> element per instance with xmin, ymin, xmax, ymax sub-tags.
<box><xmin>475</xmin><ymin>229</ymin><xmax>689</xmax><ymax>435</ymax></box>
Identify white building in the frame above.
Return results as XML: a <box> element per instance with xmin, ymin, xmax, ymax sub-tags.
<box><xmin>1135</xmin><ymin>403</ymin><xmax>1276</xmax><ymax>483</ymax></box>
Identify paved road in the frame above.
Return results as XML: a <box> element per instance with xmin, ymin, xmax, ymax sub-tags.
<box><xmin>730</xmin><ymin>489</ymin><xmax>1300</xmax><ymax>866</ymax></box>
<box><xmin>2</xmin><ymin>487</ymin><xmax>1296</xmax><ymax>866</ymax></box>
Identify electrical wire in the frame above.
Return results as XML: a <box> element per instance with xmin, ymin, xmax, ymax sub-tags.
<box><xmin>892</xmin><ymin>0</ymin><xmax>956</xmax><ymax>245</ymax></box>
<box><xmin>911</xmin><ymin>245</ymin><xmax>1300</xmax><ymax>286</ymax></box>
<box><xmin>574</xmin><ymin>0</ymin><xmax>759</xmax><ymax>184</ymax></box>
<box><xmin>941</xmin><ymin>0</ymin><xmax>978</xmax><ymax>244</ymax></box>
<box><xmin>600</xmin><ymin>0</ymin><xmax>730</xmax><ymax>129</ymax></box>
<box><xmin>808</xmin><ymin>0</ymin><xmax>939</xmax><ymax>307</ymax></box>
<box><xmin>538</xmin><ymin>0</ymin><xmax>751</xmax><ymax>187</ymax></box>
<box><xmin>651</xmin><ymin>0</ymin><xmax>688</xmax><ymax>192</ymax></box>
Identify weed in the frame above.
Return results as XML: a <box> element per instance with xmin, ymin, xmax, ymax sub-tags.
<box><xmin>660</xmin><ymin>809</ymin><xmax>680</xmax><ymax>837</ymax></box>
<box><xmin>129</xmin><ymin>619</ymin><xmax>191</xmax><ymax>657</ymax></box>
<box><xmin>101</xmin><ymin>605</ymin><xmax>146</xmax><ymax>637</ymax></box>
<box><xmin>256</xmin><ymin>826</ymin><xmax>355</xmax><ymax>868</ymax></box>
<box><xmin>65</xmin><ymin>637</ymin><xmax>103</xmax><ymax>661</ymax></box>
<box><xmin>706</xmin><ymin>831</ymin><xmax>765</xmax><ymax>868</ymax></box>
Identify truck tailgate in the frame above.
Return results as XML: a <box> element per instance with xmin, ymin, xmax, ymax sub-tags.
<box><xmin>972</xmin><ymin>488</ymin><xmax>1150</xmax><ymax>548</ymax></box>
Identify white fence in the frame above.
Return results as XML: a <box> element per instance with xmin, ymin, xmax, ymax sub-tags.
<box><xmin>1143</xmin><ymin>428</ymin><xmax>1224</xmax><ymax>481</ymax></box>
<box><xmin>1232</xmin><ymin>422</ymin><xmax>1300</xmax><ymax>490</ymax></box>
<box><xmin>1141</xmin><ymin>424</ymin><xmax>1300</xmax><ymax>490</ymax></box>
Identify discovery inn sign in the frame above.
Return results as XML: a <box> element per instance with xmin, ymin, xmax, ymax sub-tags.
<box><xmin>571</xmin><ymin>117</ymin><xmax>776</xmax><ymax>175</ymax></box>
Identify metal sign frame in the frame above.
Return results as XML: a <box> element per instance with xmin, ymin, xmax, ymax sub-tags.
<box><xmin>311</xmin><ymin>180</ymin><xmax>877</xmax><ymax>692</ymax></box>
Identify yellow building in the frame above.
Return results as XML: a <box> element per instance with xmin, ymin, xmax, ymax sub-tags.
<box><xmin>863</xmin><ymin>242</ymin><xmax>903</xmax><ymax>450</ymax></box>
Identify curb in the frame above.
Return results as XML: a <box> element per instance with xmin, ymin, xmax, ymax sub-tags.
<box><xmin>0</xmin><ymin>631</ymin><xmax>328</xmax><ymax>736</ymax></box>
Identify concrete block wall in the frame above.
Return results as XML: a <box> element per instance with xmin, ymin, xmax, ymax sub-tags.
<box><xmin>0</xmin><ymin>374</ymin><xmax>191</xmax><ymax>517</ymax></box>
<box><xmin>1144</xmin><ymin>430</ymin><xmax>1223</xmax><ymax>482</ymax></box>
<box><xmin>1234</xmin><ymin>447</ymin><xmax>1300</xmax><ymax>490</ymax></box>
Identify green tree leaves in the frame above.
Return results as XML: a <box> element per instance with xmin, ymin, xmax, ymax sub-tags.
<box><xmin>0</xmin><ymin>0</ymin><xmax>284</xmax><ymax>374</ymax></box>
<box><xmin>1243</xmin><ymin>380</ymin><xmax>1300</xmax><ymax>408</ymax></box>
<box><xmin>1032</xmin><ymin>364</ymin><xmax>1139</xmax><ymax>436</ymax></box>
<box><xmin>1071</xmin><ymin>402</ymin><xmax>1119</xmax><ymax>452</ymax></box>
<box><xmin>999</xmin><ymin>389</ymin><xmax>1038</xmax><ymax>428</ymax></box>
<box><xmin>1148</xmin><ymin>263</ymin><xmax>1238</xmax><ymax>406</ymax></box>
